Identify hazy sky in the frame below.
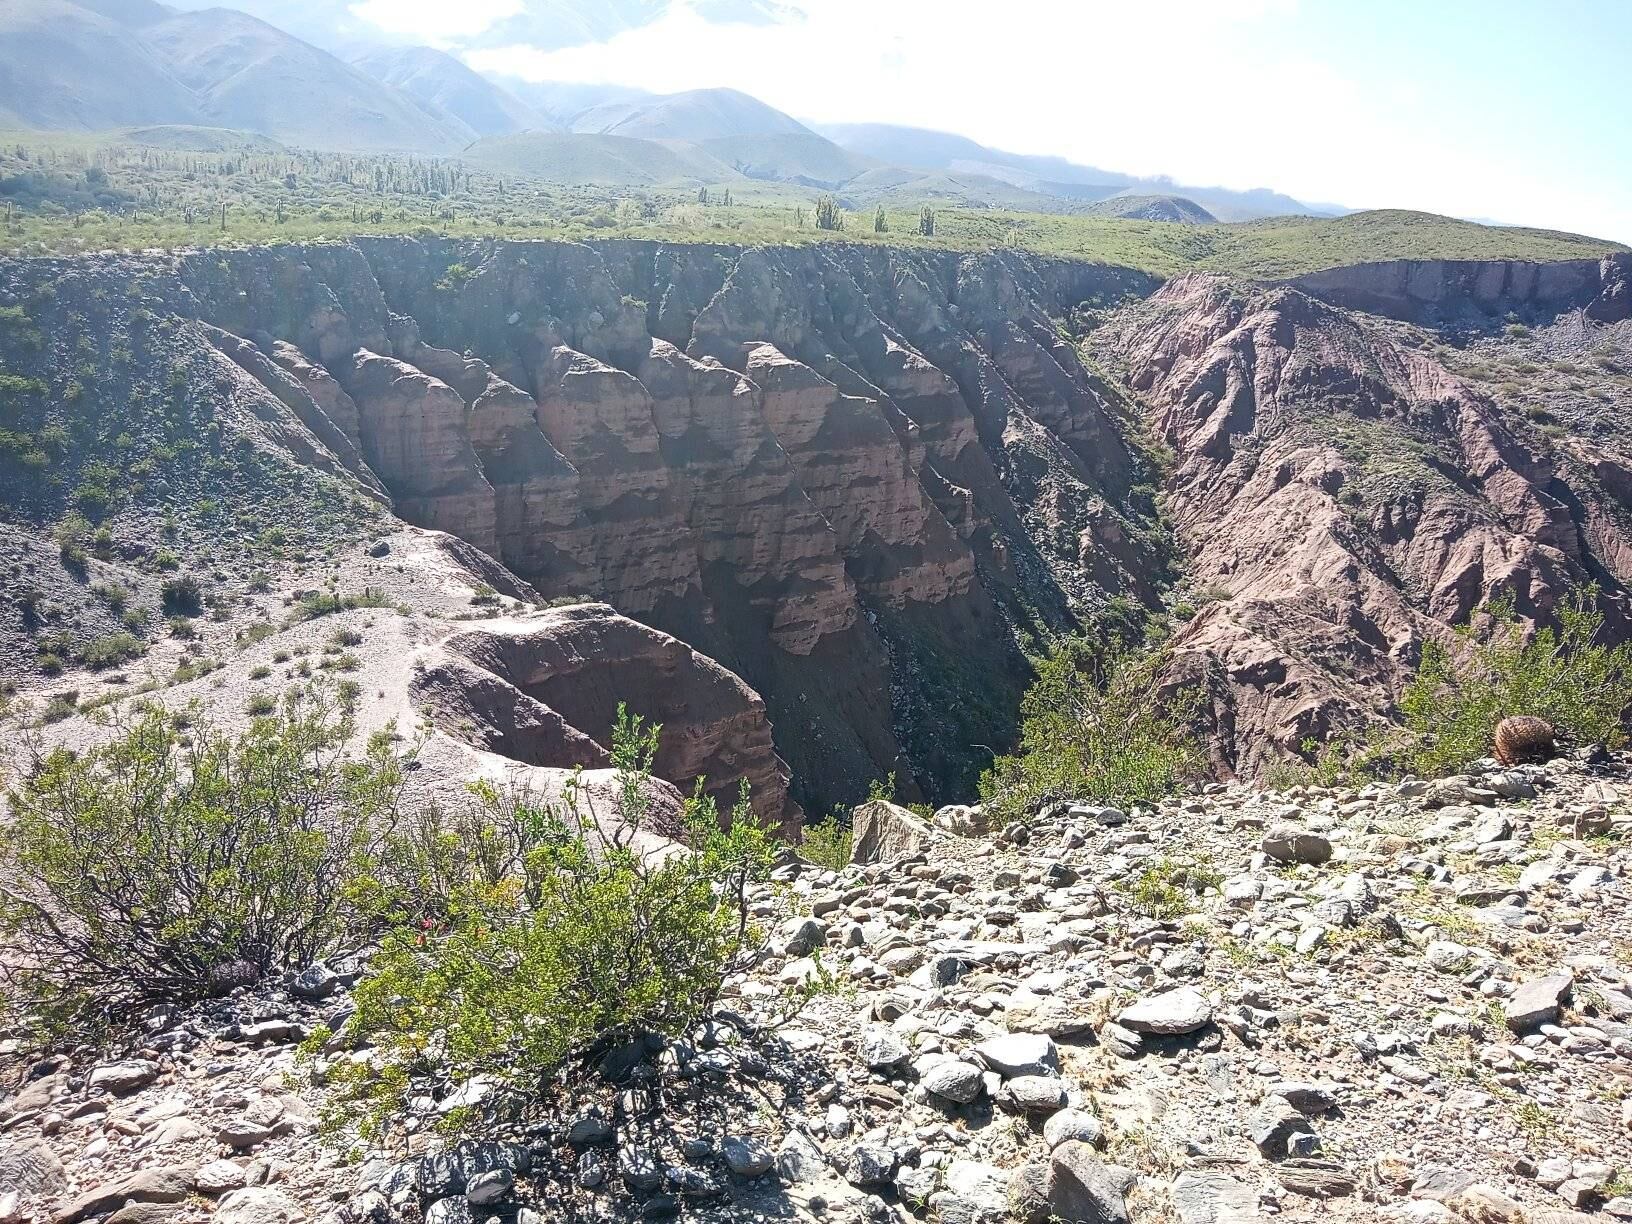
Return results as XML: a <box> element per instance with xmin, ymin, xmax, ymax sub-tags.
<box><xmin>350</xmin><ymin>0</ymin><xmax>1631</xmax><ymax>240</ymax></box>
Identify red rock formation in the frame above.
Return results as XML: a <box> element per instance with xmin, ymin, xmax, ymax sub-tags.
<box><xmin>414</xmin><ymin>603</ymin><xmax>802</xmax><ymax>835</ymax></box>
<box><xmin>1098</xmin><ymin>273</ymin><xmax>1623</xmax><ymax>772</ymax></box>
<box><xmin>343</xmin><ymin>350</ymin><xmax>499</xmax><ymax>554</ymax></box>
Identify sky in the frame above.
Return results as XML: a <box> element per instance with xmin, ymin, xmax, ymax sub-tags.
<box><xmin>270</xmin><ymin>0</ymin><xmax>1632</xmax><ymax>240</ymax></box>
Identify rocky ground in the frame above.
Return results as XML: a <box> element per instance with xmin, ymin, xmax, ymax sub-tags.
<box><xmin>6</xmin><ymin>749</ymin><xmax>1632</xmax><ymax>1224</ymax></box>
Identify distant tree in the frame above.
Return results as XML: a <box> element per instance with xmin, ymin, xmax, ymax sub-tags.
<box><xmin>919</xmin><ymin>206</ymin><xmax>936</xmax><ymax>237</ymax></box>
<box><xmin>815</xmin><ymin>195</ymin><xmax>842</xmax><ymax>231</ymax></box>
<box><xmin>698</xmin><ymin>186</ymin><xmax>710</xmax><ymax>205</ymax></box>
<box><xmin>722</xmin><ymin>188</ymin><xmax>733</xmax><ymax>207</ymax></box>
<box><xmin>794</xmin><ymin>207</ymin><xmax>807</xmax><ymax>228</ymax></box>
<box><xmin>873</xmin><ymin>206</ymin><xmax>887</xmax><ymax>233</ymax></box>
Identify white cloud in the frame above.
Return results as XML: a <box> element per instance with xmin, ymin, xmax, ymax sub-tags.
<box><xmin>465</xmin><ymin>0</ymin><xmax>1629</xmax><ymax>241</ymax></box>
<box><xmin>350</xmin><ymin>0</ymin><xmax>525</xmax><ymax>47</ymax></box>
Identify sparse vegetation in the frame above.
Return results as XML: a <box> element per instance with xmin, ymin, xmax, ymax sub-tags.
<box><xmin>0</xmin><ymin>691</ymin><xmax>406</xmax><ymax>1040</ymax></box>
<box><xmin>800</xmin><ymin>818</ymin><xmax>853</xmax><ymax>872</ymax></box>
<box><xmin>1385</xmin><ymin>586</ymin><xmax>1632</xmax><ymax>777</ymax></box>
<box><xmin>319</xmin><ymin>707</ymin><xmax>776</xmax><ymax>1138</ymax></box>
<box><xmin>979</xmin><ymin>637</ymin><xmax>1203</xmax><ymax>820</ymax></box>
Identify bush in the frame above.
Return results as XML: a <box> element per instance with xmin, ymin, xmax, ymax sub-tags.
<box><xmin>1389</xmin><ymin>586</ymin><xmax>1632</xmax><ymax>777</ymax></box>
<box><xmin>161</xmin><ymin>574</ymin><xmax>203</xmax><ymax>616</ymax></box>
<box><xmin>77</xmin><ymin>631</ymin><xmax>145</xmax><ymax>670</ymax></box>
<box><xmin>0</xmin><ymin>691</ymin><xmax>406</xmax><ymax>1040</ymax></box>
<box><xmin>800</xmin><ymin>817</ymin><xmax>852</xmax><ymax>871</ymax></box>
<box><xmin>980</xmin><ymin>637</ymin><xmax>1202</xmax><ymax>823</ymax></box>
<box><xmin>323</xmin><ymin>706</ymin><xmax>775</xmax><ymax>1139</ymax></box>
<box><xmin>289</xmin><ymin>586</ymin><xmax>389</xmax><ymax>623</ymax></box>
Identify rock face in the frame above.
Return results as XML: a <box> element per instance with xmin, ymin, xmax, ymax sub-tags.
<box><xmin>848</xmin><ymin>799</ymin><xmax>934</xmax><ymax>864</ymax></box>
<box><xmin>1095</xmin><ymin>273</ymin><xmax>1632</xmax><ymax>776</ymax></box>
<box><xmin>134</xmin><ymin>237</ymin><xmax>1161</xmax><ymax>811</ymax></box>
<box><xmin>1288</xmin><ymin>256</ymin><xmax>1613</xmax><ymax>323</ymax></box>
<box><xmin>411</xmin><ymin>603</ymin><xmax>801</xmax><ymax>834</ymax></box>
<box><xmin>5</xmin><ymin>237</ymin><xmax>1630</xmax><ymax>806</ymax></box>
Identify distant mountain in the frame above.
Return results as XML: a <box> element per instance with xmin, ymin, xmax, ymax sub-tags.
<box><xmin>571</xmin><ymin>88</ymin><xmax>812</xmax><ymax>141</ymax></box>
<box><xmin>158</xmin><ymin>0</ymin><xmax>796</xmax><ymax>55</ymax></box>
<box><xmin>140</xmin><ymin>8</ymin><xmax>474</xmax><ymax>151</ymax></box>
<box><xmin>698</xmin><ymin>132</ymin><xmax>875</xmax><ymax>188</ymax></box>
<box><xmin>0</xmin><ymin>0</ymin><xmax>476</xmax><ymax>151</ymax></box>
<box><xmin>462</xmin><ymin>132</ymin><xmax>738</xmax><ymax>187</ymax></box>
<box><xmin>351</xmin><ymin>45</ymin><xmax>551</xmax><ymax>138</ymax></box>
<box><xmin>1084</xmin><ymin>194</ymin><xmax>1217</xmax><ymax>224</ymax></box>
<box><xmin>0</xmin><ymin>0</ymin><xmax>203</xmax><ymax>131</ymax></box>
<box><xmin>818</xmin><ymin>122</ymin><xmax>1327</xmax><ymax>221</ymax></box>
<box><xmin>498</xmin><ymin>80</ymin><xmax>653</xmax><ymax>126</ymax></box>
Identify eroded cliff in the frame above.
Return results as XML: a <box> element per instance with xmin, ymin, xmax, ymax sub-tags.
<box><xmin>153</xmin><ymin>238</ymin><xmax>1165</xmax><ymax>810</ymax></box>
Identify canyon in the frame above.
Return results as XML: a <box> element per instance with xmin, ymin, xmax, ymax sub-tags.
<box><xmin>2</xmin><ymin>240</ymin><xmax>1630</xmax><ymax>820</ymax></box>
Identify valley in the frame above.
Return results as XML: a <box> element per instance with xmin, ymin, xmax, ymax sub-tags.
<box><xmin>2</xmin><ymin>4</ymin><xmax>1631</xmax><ymax>1224</ymax></box>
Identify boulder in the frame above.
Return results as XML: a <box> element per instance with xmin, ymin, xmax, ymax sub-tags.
<box><xmin>850</xmin><ymin>800</ymin><xmax>934</xmax><ymax>864</ymax></box>
<box><xmin>1505</xmin><ymin>974</ymin><xmax>1573</xmax><ymax>1032</ymax></box>
<box><xmin>1045</xmin><ymin>1143</ymin><xmax>1132</xmax><ymax>1223</ymax></box>
<box><xmin>1118</xmin><ymin>987</ymin><xmax>1212</xmax><ymax>1035</ymax></box>
<box><xmin>975</xmin><ymin>1033</ymin><xmax>1059</xmax><ymax>1078</ymax></box>
<box><xmin>1260</xmin><ymin>828</ymin><xmax>1333</xmax><ymax>865</ymax></box>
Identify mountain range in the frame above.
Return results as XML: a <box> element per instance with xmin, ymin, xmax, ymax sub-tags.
<box><xmin>0</xmin><ymin>0</ymin><xmax>1333</xmax><ymax>218</ymax></box>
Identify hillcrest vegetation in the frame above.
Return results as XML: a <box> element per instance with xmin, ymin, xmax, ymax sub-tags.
<box><xmin>0</xmin><ymin>688</ymin><xmax>804</xmax><ymax>1142</ymax></box>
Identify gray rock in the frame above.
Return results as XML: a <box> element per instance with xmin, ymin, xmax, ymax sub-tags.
<box><xmin>780</xmin><ymin>917</ymin><xmax>829</xmax><ymax>956</ymax></box>
<box><xmin>861</xmin><ymin>1026</ymin><xmax>911</xmax><ymax>1070</ymax></box>
<box><xmin>423</xmin><ymin>1198</ymin><xmax>473</xmax><ymax>1224</ymax></box>
<box><xmin>1260</xmin><ymin>828</ymin><xmax>1333</xmax><ymax>865</ymax></box>
<box><xmin>845</xmin><ymin>1143</ymin><xmax>898</xmax><ymax>1186</ymax></box>
<box><xmin>1119</xmin><ymin>986</ymin><xmax>1212</xmax><ymax>1035</ymax></box>
<box><xmin>896</xmin><ymin>1164</ymin><xmax>940</xmax><ymax>1207</ymax></box>
<box><xmin>850</xmin><ymin>800</ymin><xmax>934</xmax><ymax>864</ymax></box>
<box><xmin>775</xmin><ymin>1131</ymin><xmax>827</xmax><ymax>1185</ymax></box>
<box><xmin>975</xmin><ymin>1032</ymin><xmax>1059</xmax><ymax>1078</ymax></box>
<box><xmin>87</xmin><ymin>1059</ymin><xmax>160</xmax><ymax>1096</ymax></box>
<box><xmin>1000</xmin><ymin>1075</ymin><xmax>1068</xmax><ymax>1114</ymax></box>
<box><xmin>619</xmin><ymin>1147</ymin><xmax>663</xmax><ymax>1192</ymax></box>
<box><xmin>1099</xmin><ymin>1022</ymin><xmax>1145</xmax><ymax>1059</ymax></box>
<box><xmin>1247</xmin><ymin>1101</ymin><xmax>1316</xmax><ymax>1158</ymax></box>
<box><xmin>1506</xmin><ymin>974</ymin><xmax>1573</xmax><ymax>1031</ymax></box>
<box><xmin>1268</xmin><ymin>1081</ymin><xmax>1336</xmax><ymax>1113</ymax></box>
<box><xmin>214</xmin><ymin>1187</ymin><xmax>306</xmax><ymax>1224</ymax></box>
<box><xmin>1046</xmin><ymin>1142</ymin><xmax>1132</xmax><ymax>1223</ymax></box>
<box><xmin>193</xmin><ymin>1160</ymin><xmax>248</xmax><ymax>1196</ymax></box>
<box><xmin>1171</xmin><ymin>1169</ymin><xmax>1267</xmax><ymax>1223</ymax></box>
<box><xmin>418</xmin><ymin>1142</ymin><xmax>530</xmax><ymax>1198</ymax></box>
<box><xmin>0</xmin><ymin>1138</ymin><xmax>67</xmax><ymax>1202</ymax></box>
<box><xmin>291</xmin><ymin>962</ymin><xmax>339</xmax><ymax>1001</ymax></box>
<box><xmin>1007</xmin><ymin>1162</ymin><xmax>1051</xmax><ymax>1224</ymax></box>
<box><xmin>721</xmin><ymin>1137</ymin><xmax>774</xmax><ymax>1178</ymax></box>
<box><xmin>936</xmin><ymin>1160</ymin><xmax>1010</xmax><ymax>1223</ymax></box>
<box><xmin>919</xmin><ymin>1057</ymin><xmax>985</xmax><ymax>1104</ymax></box>
<box><xmin>1043</xmin><ymin>1109</ymin><xmax>1104</xmax><ymax>1150</ymax></box>
<box><xmin>464</xmin><ymin>1169</ymin><xmax>512</xmax><ymax>1205</ymax></box>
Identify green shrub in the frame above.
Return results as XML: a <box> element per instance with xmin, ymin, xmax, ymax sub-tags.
<box><xmin>161</xmin><ymin>574</ymin><xmax>203</xmax><ymax>616</ymax></box>
<box><xmin>800</xmin><ymin>818</ymin><xmax>853</xmax><ymax>871</ymax></box>
<box><xmin>289</xmin><ymin>586</ymin><xmax>389</xmax><ymax>623</ymax></box>
<box><xmin>1388</xmin><ymin>586</ymin><xmax>1632</xmax><ymax>777</ymax></box>
<box><xmin>0</xmin><ymin>692</ymin><xmax>406</xmax><ymax>1040</ymax></box>
<box><xmin>323</xmin><ymin>706</ymin><xmax>775</xmax><ymax>1139</ymax></box>
<box><xmin>77</xmin><ymin>632</ymin><xmax>145</xmax><ymax>670</ymax></box>
<box><xmin>979</xmin><ymin>637</ymin><xmax>1202</xmax><ymax>823</ymax></box>
<box><xmin>1122</xmin><ymin>855</ymin><xmax>1222</xmax><ymax>919</ymax></box>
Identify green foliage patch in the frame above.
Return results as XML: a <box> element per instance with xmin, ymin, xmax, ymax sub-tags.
<box><xmin>979</xmin><ymin>636</ymin><xmax>1203</xmax><ymax>822</ymax></box>
<box><xmin>321</xmin><ymin>707</ymin><xmax>777</xmax><ymax>1139</ymax></box>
